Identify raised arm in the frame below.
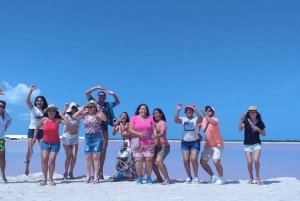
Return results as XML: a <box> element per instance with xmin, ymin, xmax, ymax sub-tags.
<box><xmin>72</xmin><ymin>107</ymin><xmax>86</xmax><ymax>119</ymax></box>
<box><xmin>85</xmin><ymin>86</ymin><xmax>106</xmax><ymax>100</ymax></box>
<box><xmin>0</xmin><ymin>86</ymin><xmax>4</xmax><ymax>95</ymax></box>
<box><xmin>26</xmin><ymin>85</ymin><xmax>35</xmax><ymax>110</ymax></box>
<box><xmin>96</xmin><ymin>104</ymin><xmax>107</xmax><ymax>122</ymax></box>
<box><xmin>238</xmin><ymin>113</ymin><xmax>246</xmax><ymax>131</ymax></box>
<box><xmin>174</xmin><ymin>104</ymin><xmax>183</xmax><ymax>124</ymax></box>
<box><xmin>63</xmin><ymin>103</ymin><xmax>69</xmax><ymax>115</ymax></box>
<box><xmin>191</xmin><ymin>105</ymin><xmax>203</xmax><ymax>124</ymax></box>
<box><xmin>58</xmin><ymin>110</ymin><xmax>71</xmax><ymax>126</ymax></box>
<box><xmin>107</xmin><ymin>90</ymin><xmax>120</xmax><ymax>106</ymax></box>
<box><xmin>200</xmin><ymin>108</ymin><xmax>216</xmax><ymax>126</ymax></box>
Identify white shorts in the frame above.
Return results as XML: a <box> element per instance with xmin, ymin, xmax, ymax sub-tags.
<box><xmin>244</xmin><ymin>143</ymin><xmax>261</xmax><ymax>152</ymax></box>
<box><xmin>61</xmin><ymin>133</ymin><xmax>79</xmax><ymax>145</ymax></box>
<box><xmin>201</xmin><ymin>146</ymin><xmax>223</xmax><ymax>161</ymax></box>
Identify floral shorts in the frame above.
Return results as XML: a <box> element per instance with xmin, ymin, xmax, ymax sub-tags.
<box><xmin>132</xmin><ymin>144</ymin><xmax>155</xmax><ymax>158</ymax></box>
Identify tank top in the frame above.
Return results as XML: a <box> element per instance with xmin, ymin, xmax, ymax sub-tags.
<box><xmin>43</xmin><ymin>119</ymin><xmax>60</xmax><ymax>143</ymax></box>
<box><xmin>84</xmin><ymin>114</ymin><xmax>102</xmax><ymax>134</ymax></box>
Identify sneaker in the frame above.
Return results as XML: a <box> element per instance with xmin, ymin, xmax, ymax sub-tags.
<box><xmin>147</xmin><ymin>177</ymin><xmax>153</xmax><ymax>185</ymax></box>
<box><xmin>98</xmin><ymin>175</ymin><xmax>104</xmax><ymax>181</ymax></box>
<box><xmin>215</xmin><ymin>177</ymin><xmax>225</xmax><ymax>185</ymax></box>
<box><xmin>184</xmin><ymin>177</ymin><xmax>192</xmax><ymax>184</ymax></box>
<box><xmin>192</xmin><ymin>177</ymin><xmax>199</xmax><ymax>184</ymax></box>
<box><xmin>208</xmin><ymin>175</ymin><xmax>218</xmax><ymax>184</ymax></box>
<box><xmin>137</xmin><ymin>178</ymin><xmax>142</xmax><ymax>184</ymax></box>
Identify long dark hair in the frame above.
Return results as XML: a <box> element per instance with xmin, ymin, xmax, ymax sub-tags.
<box><xmin>34</xmin><ymin>96</ymin><xmax>48</xmax><ymax>110</ymax></box>
<box><xmin>120</xmin><ymin>112</ymin><xmax>130</xmax><ymax>123</ymax></box>
<box><xmin>153</xmin><ymin>108</ymin><xmax>166</xmax><ymax>123</ymax></box>
<box><xmin>246</xmin><ymin>111</ymin><xmax>262</xmax><ymax>121</ymax></box>
<box><xmin>135</xmin><ymin>104</ymin><xmax>149</xmax><ymax>116</ymax></box>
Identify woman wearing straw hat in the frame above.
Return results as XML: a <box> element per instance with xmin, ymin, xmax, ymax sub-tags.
<box><xmin>72</xmin><ymin>100</ymin><xmax>107</xmax><ymax>184</ymax></box>
<box><xmin>61</xmin><ymin>102</ymin><xmax>81</xmax><ymax>180</ymax></box>
<box><xmin>238</xmin><ymin>106</ymin><xmax>266</xmax><ymax>185</ymax></box>
<box><xmin>32</xmin><ymin>104</ymin><xmax>71</xmax><ymax>186</ymax></box>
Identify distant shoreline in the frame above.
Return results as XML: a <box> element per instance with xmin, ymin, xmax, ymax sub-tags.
<box><xmin>4</xmin><ymin>134</ymin><xmax>300</xmax><ymax>143</ymax></box>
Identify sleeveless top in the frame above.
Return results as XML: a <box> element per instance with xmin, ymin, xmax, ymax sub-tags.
<box><xmin>84</xmin><ymin>113</ymin><xmax>102</xmax><ymax>134</ymax></box>
<box><xmin>43</xmin><ymin>119</ymin><xmax>60</xmax><ymax>143</ymax></box>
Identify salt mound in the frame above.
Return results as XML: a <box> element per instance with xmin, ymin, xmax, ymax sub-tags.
<box><xmin>7</xmin><ymin>172</ymin><xmax>63</xmax><ymax>182</ymax></box>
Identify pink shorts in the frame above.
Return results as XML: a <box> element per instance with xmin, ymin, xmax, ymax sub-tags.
<box><xmin>132</xmin><ymin>144</ymin><xmax>155</xmax><ymax>158</ymax></box>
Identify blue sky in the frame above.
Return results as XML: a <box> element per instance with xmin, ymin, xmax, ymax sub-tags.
<box><xmin>1</xmin><ymin>1</ymin><xmax>299</xmax><ymax>140</ymax></box>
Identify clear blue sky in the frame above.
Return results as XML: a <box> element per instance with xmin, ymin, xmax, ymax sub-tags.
<box><xmin>1</xmin><ymin>1</ymin><xmax>299</xmax><ymax>140</ymax></box>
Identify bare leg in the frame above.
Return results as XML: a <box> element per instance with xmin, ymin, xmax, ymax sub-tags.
<box><xmin>191</xmin><ymin>151</ymin><xmax>199</xmax><ymax>178</ymax></box>
<box><xmin>145</xmin><ymin>157</ymin><xmax>153</xmax><ymax>178</ymax></box>
<box><xmin>182</xmin><ymin>152</ymin><xmax>192</xmax><ymax>178</ymax></box>
<box><xmin>152</xmin><ymin>160</ymin><xmax>163</xmax><ymax>182</ymax></box>
<box><xmin>99</xmin><ymin>148</ymin><xmax>106</xmax><ymax>176</ymax></box>
<box><xmin>69</xmin><ymin>144</ymin><xmax>78</xmax><ymax>179</ymax></box>
<box><xmin>41</xmin><ymin>150</ymin><xmax>49</xmax><ymax>185</ymax></box>
<box><xmin>85</xmin><ymin>154</ymin><xmax>92</xmax><ymax>182</ymax></box>
<box><xmin>63</xmin><ymin>144</ymin><xmax>71</xmax><ymax>180</ymax></box>
<box><xmin>0</xmin><ymin>151</ymin><xmax>7</xmax><ymax>182</ymax></box>
<box><xmin>253</xmin><ymin>149</ymin><xmax>262</xmax><ymax>184</ymax></box>
<box><xmin>156</xmin><ymin>156</ymin><xmax>170</xmax><ymax>182</ymax></box>
<box><xmin>49</xmin><ymin>152</ymin><xmax>58</xmax><ymax>186</ymax></box>
<box><xmin>93</xmin><ymin>153</ymin><xmax>101</xmax><ymax>182</ymax></box>
<box><xmin>245</xmin><ymin>151</ymin><xmax>253</xmax><ymax>184</ymax></box>
<box><xmin>135</xmin><ymin>157</ymin><xmax>144</xmax><ymax>178</ymax></box>
<box><xmin>213</xmin><ymin>159</ymin><xmax>223</xmax><ymax>177</ymax></box>
<box><xmin>25</xmin><ymin>138</ymin><xmax>33</xmax><ymax>175</ymax></box>
<box><xmin>200</xmin><ymin>159</ymin><xmax>214</xmax><ymax>176</ymax></box>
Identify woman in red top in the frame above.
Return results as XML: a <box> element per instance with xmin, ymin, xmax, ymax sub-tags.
<box><xmin>152</xmin><ymin>108</ymin><xmax>171</xmax><ymax>185</ymax></box>
<box><xmin>32</xmin><ymin>104</ymin><xmax>70</xmax><ymax>186</ymax></box>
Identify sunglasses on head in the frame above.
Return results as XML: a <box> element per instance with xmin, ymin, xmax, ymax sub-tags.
<box><xmin>0</xmin><ymin>106</ymin><xmax>5</xmax><ymax>109</ymax></box>
<box><xmin>86</xmin><ymin>106</ymin><xmax>95</xmax><ymax>109</ymax></box>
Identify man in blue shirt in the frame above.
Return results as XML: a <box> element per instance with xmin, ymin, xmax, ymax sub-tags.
<box><xmin>86</xmin><ymin>85</ymin><xmax>120</xmax><ymax>180</ymax></box>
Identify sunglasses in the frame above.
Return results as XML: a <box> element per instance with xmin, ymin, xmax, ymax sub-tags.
<box><xmin>98</xmin><ymin>94</ymin><xmax>106</xmax><ymax>97</ymax></box>
<box><xmin>86</xmin><ymin>106</ymin><xmax>95</xmax><ymax>109</ymax></box>
<box><xmin>0</xmin><ymin>106</ymin><xmax>5</xmax><ymax>109</ymax></box>
<box><xmin>71</xmin><ymin>106</ymin><xmax>77</xmax><ymax>109</ymax></box>
<box><xmin>186</xmin><ymin>109</ymin><xmax>193</xmax><ymax>113</ymax></box>
<box><xmin>206</xmin><ymin>109</ymin><xmax>213</xmax><ymax>112</ymax></box>
<box><xmin>48</xmin><ymin>109</ymin><xmax>56</xmax><ymax>113</ymax></box>
<box><xmin>36</xmin><ymin>100</ymin><xmax>43</xmax><ymax>102</ymax></box>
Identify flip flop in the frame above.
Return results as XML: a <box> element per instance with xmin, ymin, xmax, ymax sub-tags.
<box><xmin>256</xmin><ymin>179</ymin><xmax>263</xmax><ymax>185</ymax></box>
<box><xmin>84</xmin><ymin>178</ymin><xmax>90</xmax><ymax>184</ymax></box>
<box><xmin>49</xmin><ymin>180</ymin><xmax>56</xmax><ymax>186</ymax></box>
<box><xmin>93</xmin><ymin>180</ymin><xmax>99</xmax><ymax>184</ymax></box>
<box><xmin>40</xmin><ymin>180</ymin><xmax>47</xmax><ymax>186</ymax></box>
<box><xmin>153</xmin><ymin>178</ymin><xmax>163</xmax><ymax>183</ymax></box>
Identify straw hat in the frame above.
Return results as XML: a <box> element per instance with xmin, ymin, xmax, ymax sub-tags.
<box><xmin>44</xmin><ymin>104</ymin><xmax>58</xmax><ymax>113</ymax></box>
<box><xmin>84</xmin><ymin>100</ymin><xmax>98</xmax><ymax>107</ymax></box>
<box><xmin>66</xmin><ymin>102</ymin><xmax>79</xmax><ymax>113</ymax></box>
<box><xmin>248</xmin><ymin>106</ymin><xmax>257</xmax><ymax>111</ymax></box>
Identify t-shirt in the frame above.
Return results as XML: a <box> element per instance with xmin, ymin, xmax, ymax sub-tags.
<box><xmin>180</xmin><ymin>117</ymin><xmax>199</xmax><ymax>141</ymax></box>
<box><xmin>0</xmin><ymin>111</ymin><xmax>12</xmax><ymax>139</ymax></box>
<box><xmin>243</xmin><ymin>119</ymin><xmax>265</xmax><ymax>145</ymax></box>
<box><xmin>200</xmin><ymin>117</ymin><xmax>224</xmax><ymax>148</ymax></box>
<box><xmin>129</xmin><ymin>115</ymin><xmax>154</xmax><ymax>146</ymax></box>
<box><xmin>89</xmin><ymin>96</ymin><xmax>116</xmax><ymax>131</ymax></box>
<box><xmin>29</xmin><ymin>106</ymin><xmax>44</xmax><ymax>129</ymax></box>
<box><xmin>155</xmin><ymin>120</ymin><xmax>170</xmax><ymax>147</ymax></box>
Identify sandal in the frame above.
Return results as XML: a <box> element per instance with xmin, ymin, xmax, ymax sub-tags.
<box><xmin>161</xmin><ymin>180</ymin><xmax>171</xmax><ymax>185</ymax></box>
<box><xmin>93</xmin><ymin>179</ymin><xmax>99</xmax><ymax>184</ymax></box>
<box><xmin>256</xmin><ymin>179</ymin><xmax>263</xmax><ymax>185</ymax></box>
<box><xmin>49</xmin><ymin>180</ymin><xmax>56</xmax><ymax>186</ymax></box>
<box><xmin>63</xmin><ymin>173</ymin><xmax>68</xmax><ymax>180</ymax></box>
<box><xmin>40</xmin><ymin>179</ymin><xmax>47</xmax><ymax>186</ymax></box>
<box><xmin>69</xmin><ymin>172</ymin><xmax>74</xmax><ymax>179</ymax></box>
<box><xmin>153</xmin><ymin>178</ymin><xmax>163</xmax><ymax>183</ymax></box>
<box><xmin>84</xmin><ymin>177</ymin><xmax>90</xmax><ymax>183</ymax></box>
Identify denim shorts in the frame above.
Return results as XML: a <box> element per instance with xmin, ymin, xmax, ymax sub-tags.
<box><xmin>181</xmin><ymin>139</ymin><xmax>201</xmax><ymax>152</ymax></box>
<box><xmin>41</xmin><ymin>141</ymin><xmax>60</xmax><ymax>153</ymax></box>
<box><xmin>28</xmin><ymin>129</ymin><xmax>43</xmax><ymax>140</ymax></box>
<box><xmin>244</xmin><ymin>143</ymin><xmax>261</xmax><ymax>152</ymax></box>
<box><xmin>84</xmin><ymin>133</ymin><xmax>103</xmax><ymax>154</ymax></box>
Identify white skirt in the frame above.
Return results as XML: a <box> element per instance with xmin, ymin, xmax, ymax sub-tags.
<box><xmin>61</xmin><ymin>133</ymin><xmax>79</xmax><ymax>145</ymax></box>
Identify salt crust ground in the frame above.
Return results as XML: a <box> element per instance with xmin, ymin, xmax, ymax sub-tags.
<box><xmin>0</xmin><ymin>173</ymin><xmax>299</xmax><ymax>201</ymax></box>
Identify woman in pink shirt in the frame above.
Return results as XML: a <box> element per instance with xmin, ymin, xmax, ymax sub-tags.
<box><xmin>152</xmin><ymin>108</ymin><xmax>171</xmax><ymax>185</ymax></box>
<box><xmin>129</xmin><ymin>104</ymin><xmax>157</xmax><ymax>185</ymax></box>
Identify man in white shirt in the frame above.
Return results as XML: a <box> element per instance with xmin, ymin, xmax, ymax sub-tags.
<box><xmin>0</xmin><ymin>87</ymin><xmax>12</xmax><ymax>182</ymax></box>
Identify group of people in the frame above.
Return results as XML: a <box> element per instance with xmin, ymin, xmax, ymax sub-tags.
<box><xmin>0</xmin><ymin>85</ymin><xmax>266</xmax><ymax>185</ymax></box>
